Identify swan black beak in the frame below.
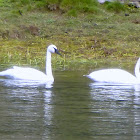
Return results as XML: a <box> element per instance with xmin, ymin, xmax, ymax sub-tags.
<box><xmin>55</xmin><ymin>48</ymin><xmax>62</xmax><ymax>56</ymax></box>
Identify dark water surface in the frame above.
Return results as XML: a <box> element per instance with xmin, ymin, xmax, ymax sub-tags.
<box><xmin>0</xmin><ymin>71</ymin><xmax>140</xmax><ymax>140</ymax></box>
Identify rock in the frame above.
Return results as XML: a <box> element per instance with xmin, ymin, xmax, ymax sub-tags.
<box><xmin>128</xmin><ymin>1</ymin><xmax>140</xmax><ymax>8</ymax></box>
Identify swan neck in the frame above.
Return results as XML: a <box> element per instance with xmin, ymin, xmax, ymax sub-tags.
<box><xmin>135</xmin><ymin>59</ymin><xmax>140</xmax><ymax>79</ymax></box>
<box><xmin>46</xmin><ymin>51</ymin><xmax>53</xmax><ymax>77</ymax></box>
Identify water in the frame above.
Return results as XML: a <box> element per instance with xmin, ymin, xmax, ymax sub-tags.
<box><xmin>0</xmin><ymin>71</ymin><xmax>140</xmax><ymax>140</ymax></box>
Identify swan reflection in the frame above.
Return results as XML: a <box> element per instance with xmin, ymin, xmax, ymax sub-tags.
<box><xmin>0</xmin><ymin>79</ymin><xmax>53</xmax><ymax>89</ymax></box>
<box><xmin>0</xmin><ymin>82</ymin><xmax>53</xmax><ymax>139</ymax></box>
<box><xmin>89</xmin><ymin>82</ymin><xmax>140</xmax><ymax>137</ymax></box>
<box><xmin>89</xmin><ymin>82</ymin><xmax>140</xmax><ymax>92</ymax></box>
<box><xmin>43</xmin><ymin>90</ymin><xmax>53</xmax><ymax>138</ymax></box>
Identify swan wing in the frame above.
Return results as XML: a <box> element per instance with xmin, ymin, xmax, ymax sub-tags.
<box><xmin>87</xmin><ymin>69</ymin><xmax>138</xmax><ymax>84</ymax></box>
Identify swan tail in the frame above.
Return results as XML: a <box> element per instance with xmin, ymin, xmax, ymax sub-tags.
<box><xmin>0</xmin><ymin>69</ymin><xmax>14</xmax><ymax>78</ymax></box>
<box><xmin>0</xmin><ymin>71</ymin><xmax>7</xmax><ymax>76</ymax></box>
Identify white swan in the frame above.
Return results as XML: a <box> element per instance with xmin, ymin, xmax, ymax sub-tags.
<box><xmin>86</xmin><ymin>58</ymin><xmax>140</xmax><ymax>84</ymax></box>
<box><xmin>0</xmin><ymin>44</ymin><xmax>61</xmax><ymax>82</ymax></box>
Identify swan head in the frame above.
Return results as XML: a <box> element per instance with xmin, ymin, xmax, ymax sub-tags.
<box><xmin>47</xmin><ymin>44</ymin><xmax>61</xmax><ymax>55</ymax></box>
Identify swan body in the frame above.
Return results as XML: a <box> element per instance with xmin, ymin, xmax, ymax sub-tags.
<box><xmin>0</xmin><ymin>45</ymin><xmax>61</xmax><ymax>82</ymax></box>
<box><xmin>0</xmin><ymin>66</ymin><xmax>48</xmax><ymax>81</ymax></box>
<box><xmin>86</xmin><ymin>58</ymin><xmax>140</xmax><ymax>84</ymax></box>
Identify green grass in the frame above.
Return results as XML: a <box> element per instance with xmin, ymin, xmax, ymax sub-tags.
<box><xmin>5</xmin><ymin>0</ymin><xmax>133</xmax><ymax>15</ymax></box>
<box><xmin>0</xmin><ymin>0</ymin><xmax>140</xmax><ymax>71</ymax></box>
<box><xmin>105</xmin><ymin>1</ymin><xmax>125</xmax><ymax>13</ymax></box>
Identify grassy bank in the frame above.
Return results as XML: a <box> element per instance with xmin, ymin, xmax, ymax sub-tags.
<box><xmin>0</xmin><ymin>0</ymin><xmax>140</xmax><ymax>71</ymax></box>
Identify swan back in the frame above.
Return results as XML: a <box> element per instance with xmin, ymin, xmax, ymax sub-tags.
<box><xmin>0</xmin><ymin>66</ymin><xmax>48</xmax><ymax>81</ymax></box>
<box><xmin>87</xmin><ymin>69</ymin><xmax>138</xmax><ymax>84</ymax></box>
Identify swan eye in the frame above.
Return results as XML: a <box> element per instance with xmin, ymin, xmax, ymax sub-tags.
<box><xmin>54</xmin><ymin>48</ymin><xmax>57</xmax><ymax>52</ymax></box>
<box><xmin>54</xmin><ymin>48</ymin><xmax>61</xmax><ymax>55</ymax></box>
